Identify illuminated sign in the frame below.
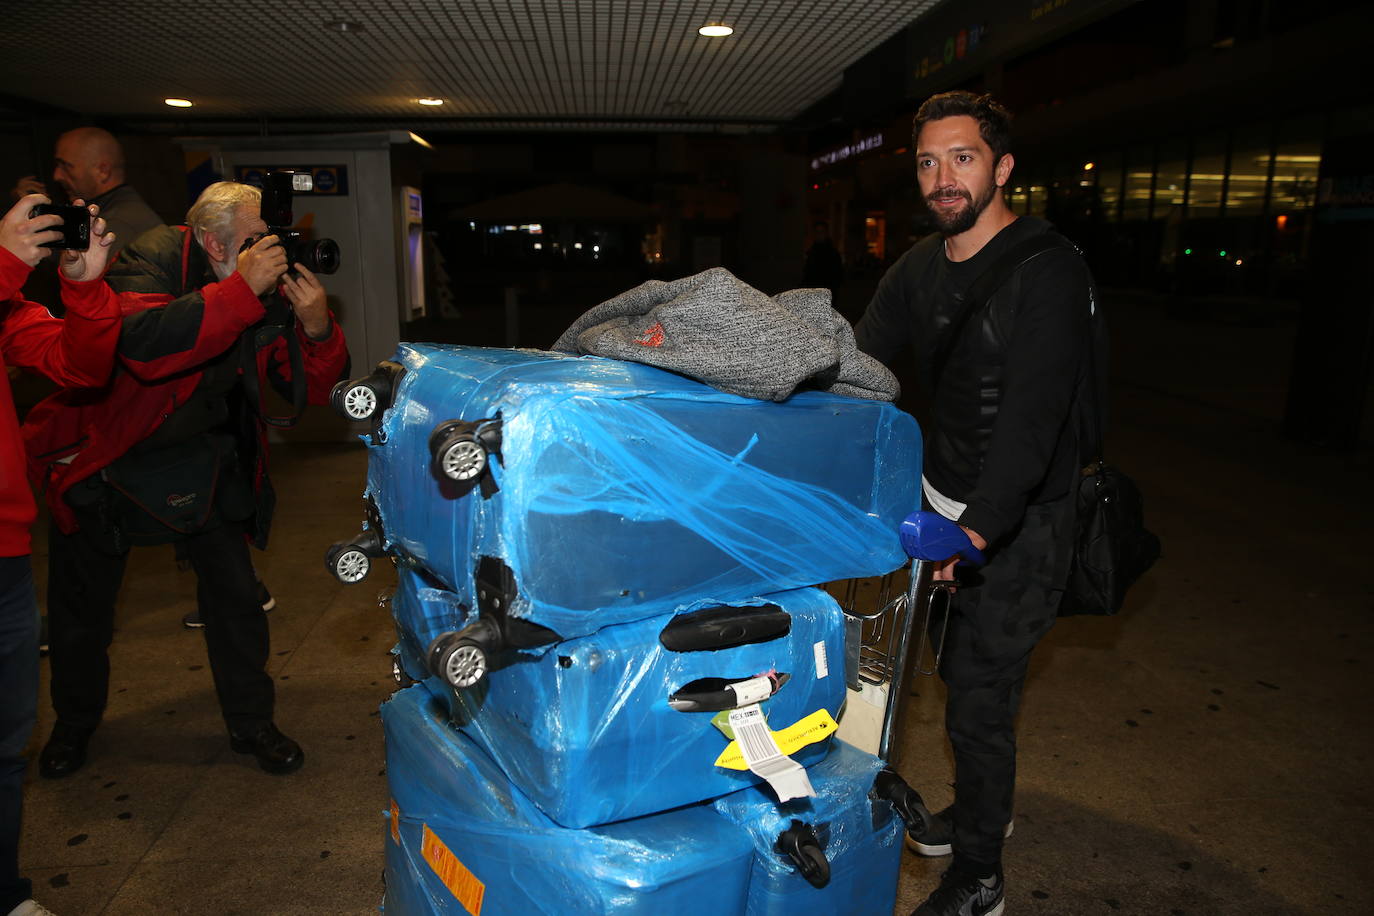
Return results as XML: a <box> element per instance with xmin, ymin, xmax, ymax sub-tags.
<box><xmin>811</xmin><ymin>133</ymin><xmax>885</xmax><ymax>171</ymax></box>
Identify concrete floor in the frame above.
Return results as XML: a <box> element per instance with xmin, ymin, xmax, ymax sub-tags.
<box><xmin>16</xmin><ymin>292</ymin><xmax>1373</xmax><ymax>915</ymax></box>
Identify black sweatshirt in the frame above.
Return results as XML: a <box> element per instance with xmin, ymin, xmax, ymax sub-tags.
<box><xmin>854</xmin><ymin>217</ymin><xmax>1099</xmax><ymax>545</ymax></box>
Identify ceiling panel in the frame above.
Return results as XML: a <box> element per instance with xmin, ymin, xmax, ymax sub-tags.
<box><xmin>0</xmin><ymin>0</ymin><xmax>940</xmax><ymax>130</ymax></box>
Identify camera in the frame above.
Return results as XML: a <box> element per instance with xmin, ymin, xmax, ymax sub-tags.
<box><xmin>250</xmin><ymin>170</ymin><xmax>340</xmax><ymax>274</ymax></box>
<box><xmin>29</xmin><ymin>203</ymin><xmax>90</xmax><ymax>251</ymax></box>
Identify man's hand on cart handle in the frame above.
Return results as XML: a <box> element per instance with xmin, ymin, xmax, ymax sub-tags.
<box><xmin>932</xmin><ymin>525</ymin><xmax>986</xmax><ymax>586</ymax></box>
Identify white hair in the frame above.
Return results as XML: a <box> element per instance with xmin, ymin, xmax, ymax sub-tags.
<box><xmin>186</xmin><ymin>181</ymin><xmax>261</xmax><ymax>250</ymax></box>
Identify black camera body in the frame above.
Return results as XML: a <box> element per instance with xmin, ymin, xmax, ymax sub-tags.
<box><xmin>254</xmin><ymin>171</ymin><xmax>340</xmax><ymax>274</ymax></box>
<box><xmin>29</xmin><ymin>203</ymin><xmax>90</xmax><ymax>251</ymax></box>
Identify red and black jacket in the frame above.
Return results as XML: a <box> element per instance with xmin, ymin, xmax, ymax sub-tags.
<box><xmin>23</xmin><ymin>224</ymin><xmax>349</xmax><ymax>547</ymax></box>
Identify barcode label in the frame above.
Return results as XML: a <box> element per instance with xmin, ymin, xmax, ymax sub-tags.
<box><xmin>814</xmin><ymin>640</ymin><xmax>829</xmax><ymax>679</ymax></box>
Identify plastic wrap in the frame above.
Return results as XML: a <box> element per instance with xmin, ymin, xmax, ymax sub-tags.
<box><xmin>381</xmin><ymin>683</ymin><xmax>755</xmax><ymax>916</ymax></box>
<box><xmin>391</xmin><ymin>566</ymin><xmax>846</xmax><ymax>828</ymax></box>
<box><xmin>366</xmin><ymin>344</ymin><xmax>921</xmax><ymax>639</ymax></box>
<box><xmin>712</xmin><ymin>739</ymin><xmax>905</xmax><ymax>916</ymax></box>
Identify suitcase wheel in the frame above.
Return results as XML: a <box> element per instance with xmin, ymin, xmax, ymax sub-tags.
<box><xmin>776</xmin><ymin>819</ymin><xmax>831</xmax><ymax>889</ymax></box>
<box><xmin>427</xmin><ymin>619</ymin><xmax>500</xmax><ymax>690</ymax></box>
<box><xmin>872</xmin><ymin>768</ymin><xmax>937</xmax><ymax>840</ymax></box>
<box><xmin>391</xmin><ymin>656</ymin><xmax>416</xmax><ymax>688</ymax></box>
<box><xmin>332</xmin><ymin>373</ymin><xmax>392</xmax><ymax>422</ymax></box>
<box><xmin>326</xmin><ymin>543</ymin><xmax>372</xmax><ymax>583</ymax></box>
<box><xmin>429</xmin><ymin>422</ymin><xmax>488</xmax><ymax>483</ymax></box>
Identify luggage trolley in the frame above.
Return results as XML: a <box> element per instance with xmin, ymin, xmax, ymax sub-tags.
<box><xmin>837</xmin><ymin>511</ymin><xmax>986</xmax><ymax>840</ymax></box>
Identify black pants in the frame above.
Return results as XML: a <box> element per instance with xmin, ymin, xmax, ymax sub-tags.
<box><xmin>47</xmin><ymin>519</ymin><xmax>274</xmax><ymax>735</ymax></box>
<box><xmin>938</xmin><ymin>498</ymin><xmax>1070</xmax><ymax>871</ymax></box>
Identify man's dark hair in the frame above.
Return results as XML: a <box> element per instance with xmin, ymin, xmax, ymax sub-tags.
<box><xmin>913</xmin><ymin>91</ymin><xmax>1013</xmax><ymax>162</ymax></box>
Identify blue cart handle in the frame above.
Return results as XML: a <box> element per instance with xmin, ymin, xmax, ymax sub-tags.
<box><xmin>898</xmin><ymin>511</ymin><xmax>986</xmax><ymax>567</ymax></box>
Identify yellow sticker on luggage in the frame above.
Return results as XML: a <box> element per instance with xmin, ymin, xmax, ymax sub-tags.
<box><xmin>421</xmin><ymin>824</ymin><xmax>486</xmax><ymax>916</ymax></box>
<box><xmin>713</xmin><ymin>708</ymin><xmax>838</xmax><ymax>770</ymax></box>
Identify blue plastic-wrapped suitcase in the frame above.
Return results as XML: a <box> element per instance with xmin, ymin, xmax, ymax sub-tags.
<box><xmin>381</xmin><ymin>684</ymin><xmax>755</xmax><ymax>916</ymax></box>
<box><xmin>343</xmin><ymin>344</ymin><xmax>920</xmax><ymax>642</ymax></box>
<box><xmin>713</xmin><ymin>739</ymin><xmax>905</xmax><ymax>916</ymax></box>
<box><xmin>390</xmin><ymin>564</ymin><xmax>847</xmax><ymax>828</ymax></box>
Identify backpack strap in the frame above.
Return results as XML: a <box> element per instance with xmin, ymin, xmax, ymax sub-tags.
<box><xmin>931</xmin><ymin>232</ymin><xmax>1077</xmax><ymax>390</ymax></box>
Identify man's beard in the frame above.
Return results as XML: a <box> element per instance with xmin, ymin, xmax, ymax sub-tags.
<box><xmin>925</xmin><ymin>180</ymin><xmax>997</xmax><ymax>236</ymax></box>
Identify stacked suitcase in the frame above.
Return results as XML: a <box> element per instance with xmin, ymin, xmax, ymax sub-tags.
<box><xmin>328</xmin><ymin>345</ymin><xmax>926</xmax><ymax>915</ymax></box>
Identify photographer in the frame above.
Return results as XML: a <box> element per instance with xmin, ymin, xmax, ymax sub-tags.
<box><xmin>3</xmin><ymin>195</ymin><xmax>121</xmax><ymax>916</ymax></box>
<box><xmin>23</xmin><ymin>181</ymin><xmax>349</xmax><ymax>780</ymax></box>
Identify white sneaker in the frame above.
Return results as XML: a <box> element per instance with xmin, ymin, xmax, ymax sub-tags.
<box><xmin>8</xmin><ymin>900</ymin><xmax>59</xmax><ymax>916</ymax></box>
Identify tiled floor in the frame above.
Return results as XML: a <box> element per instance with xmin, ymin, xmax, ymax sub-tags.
<box><xmin>16</xmin><ymin>293</ymin><xmax>1373</xmax><ymax>915</ymax></box>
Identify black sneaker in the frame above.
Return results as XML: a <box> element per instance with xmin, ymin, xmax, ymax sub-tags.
<box><xmin>38</xmin><ymin>614</ymin><xmax>49</xmax><ymax>655</ymax></box>
<box><xmin>912</xmin><ymin>867</ymin><xmax>1005</xmax><ymax>916</ymax></box>
<box><xmin>184</xmin><ymin>581</ymin><xmax>274</xmax><ymax>628</ymax></box>
<box><xmin>906</xmin><ymin>806</ymin><xmax>1014</xmax><ymax>856</ymax></box>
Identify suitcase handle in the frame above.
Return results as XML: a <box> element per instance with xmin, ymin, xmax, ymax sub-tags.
<box><xmin>658</xmin><ymin>603</ymin><xmax>790</xmax><ymax>652</ymax></box>
<box><xmin>667</xmin><ymin>671</ymin><xmax>789</xmax><ymax>712</ymax></box>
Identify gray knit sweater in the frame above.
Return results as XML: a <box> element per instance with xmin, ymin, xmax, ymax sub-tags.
<box><xmin>552</xmin><ymin>267</ymin><xmax>899</xmax><ymax>402</ymax></box>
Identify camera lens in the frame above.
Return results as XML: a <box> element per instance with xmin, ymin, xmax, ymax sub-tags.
<box><xmin>309</xmin><ymin>239</ymin><xmax>341</xmax><ymax>275</ymax></box>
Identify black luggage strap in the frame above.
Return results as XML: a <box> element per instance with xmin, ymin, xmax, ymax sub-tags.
<box><xmin>930</xmin><ymin>233</ymin><xmax>1076</xmax><ymax>390</ymax></box>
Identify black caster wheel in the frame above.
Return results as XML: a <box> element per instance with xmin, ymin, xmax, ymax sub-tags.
<box><xmin>426</xmin><ymin>619</ymin><xmax>500</xmax><ymax>690</ymax></box>
<box><xmin>326</xmin><ymin>542</ymin><xmax>371</xmax><ymax>584</ymax></box>
<box><xmin>392</xmin><ymin>656</ymin><xmax>416</xmax><ymax>688</ymax></box>
<box><xmin>776</xmin><ymin>820</ymin><xmax>830</xmax><ymax>889</ymax></box>
<box><xmin>331</xmin><ymin>377</ymin><xmax>383</xmax><ymax>421</ymax></box>
<box><xmin>428</xmin><ymin>421</ymin><xmax>488</xmax><ymax>483</ymax></box>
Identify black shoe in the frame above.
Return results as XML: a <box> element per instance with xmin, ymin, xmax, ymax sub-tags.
<box><xmin>39</xmin><ymin>723</ymin><xmax>93</xmax><ymax>779</ymax></box>
<box><xmin>229</xmin><ymin>722</ymin><xmax>304</xmax><ymax>774</ymax></box>
<box><xmin>256</xmin><ymin>579</ymin><xmax>276</xmax><ymax>612</ymax></box>
<box><xmin>182</xmin><ymin>610</ymin><xmax>205</xmax><ymax>629</ymax></box>
<box><xmin>906</xmin><ymin>806</ymin><xmax>1015</xmax><ymax>857</ymax></box>
<box><xmin>38</xmin><ymin>614</ymin><xmax>49</xmax><ymax>656</ymax></box>
<box><xmin>913</xmin><ymin>867</ymin><xmax>1005</xmax><ymax>916</ymax></box>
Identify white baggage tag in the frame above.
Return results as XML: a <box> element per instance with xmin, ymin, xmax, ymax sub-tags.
<box><xmin>729</xmin><ymin>675</ymin><xmax>774</xmax><ymax>706</ymax></box>
<box><xmin>726</xmin><ymin>704</ymin><xmax>816</xmax><ymax>802</ymax></box>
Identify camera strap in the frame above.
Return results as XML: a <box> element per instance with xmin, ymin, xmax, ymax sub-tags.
<box><xmin>239</xmin><ymin>312</ymin><xmax>309</xmax><ymax>429</ymax></box>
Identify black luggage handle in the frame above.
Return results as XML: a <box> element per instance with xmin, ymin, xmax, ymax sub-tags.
<box><xmin>667</xmin><ymin>671</ymin><xmax>789</xmax><ymax>712</ymax></box>
<box><xmin>658</xmin><ymin>603</ymin><xmax>790</xmax><ymax>652</ymax></box>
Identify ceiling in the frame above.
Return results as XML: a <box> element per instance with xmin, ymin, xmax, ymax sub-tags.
<box><xmin>0</xmin><ymin>0</ymin><xmax>940</xmax><ymax>132</ymax></box>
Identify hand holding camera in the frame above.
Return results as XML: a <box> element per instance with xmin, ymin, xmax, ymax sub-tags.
<box><xmin>278</xmin><ymin>263</ymin><xmax>330</xmax><ymax>339</ymax></box>
<box><xmin>56</xmin><ymin>199</ymin><xmax>118</xmax><ymax>282</ymax></box>
<box><xmin>236</xmin><ymin>233</ymin><xmax>289</xmax><ymax>296</ymax></box>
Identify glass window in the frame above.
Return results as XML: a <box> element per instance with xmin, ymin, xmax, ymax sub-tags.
<box><xmin>1028</xmin><ymin>183</ymin><xmax>1048</xmax><ymax>218</ymax></box>
<box><xmin>1093</xmin><ymin>151</ymin><xmax>1123</xmax><ymax>222</ymax></box>
<box><xmin>1155</xmin><ymin>140</ymin><xmax>1188</xmax><ymax>214</ymax></box>
<box><xmin>1269</xmin><ymin>116</ymin><xmax>1323</xmax><ymax>212</ymax></box>
<box><xmin>1189</xmin><ymin>132</ymin><xmax>1227</xmax><ymax>217</ymax></box>
<box><xmin>1226</xmin><ymin>123</ymin><xmax>1273</xmax><ymax>216</ymax></box>
<box><xmin>1123</xmin><ymin>144</ymin><xmax>1154</xmax><ymax>220</ymax></box>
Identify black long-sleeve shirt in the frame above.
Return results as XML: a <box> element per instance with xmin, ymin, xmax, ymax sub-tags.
<box><xmin>854</xmin><ymin>217</ymin><xmax>1099</xmax><ymax>545</ymax></box>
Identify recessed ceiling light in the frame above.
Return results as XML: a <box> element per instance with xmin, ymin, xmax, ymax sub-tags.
<box><xmin>324</xmin><ymin>20</ymin><xmax>364</xmax><ymax>33</ymax></box>
<box><xmin>164</xmin><ymin>98</ymin><xmax>193</xmax><ymax>108</ymax></box>
<box><xmin>699</xmin><ymin>23</ymin><xmax>734</xmax><ymax>37</ymax></box>
<box><xmin>417</xmin><ymin>98</ymin><xmax>445</xmax><ymax>106</ymax></box>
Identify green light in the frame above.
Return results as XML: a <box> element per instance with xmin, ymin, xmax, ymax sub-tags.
<box><xmin>1219</xmin><ymin>249</ymin><xmax>1227</xmax><ymax>257</ymax></box>
<box><xmin>1184</xmin><ymin>248</ymin><xmax>1192</xmax><ymax>255</ymax></box>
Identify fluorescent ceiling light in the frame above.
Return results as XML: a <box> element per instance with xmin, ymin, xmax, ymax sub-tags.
<box><xmin>164</xmin><ymin>98</ymin><xmax>193</xmax><ymax>108</ymax></box>
<box><xmin>699</xmin><ymin>23</ymin><xmax>734</xmax><ymax>37</ymax></box>
<box><xmin>417</xmin><ymin>98</ymin><xmax>445</xmax><ymax>106</ymax></box>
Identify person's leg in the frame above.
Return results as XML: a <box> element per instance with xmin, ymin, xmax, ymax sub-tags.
<box><xmin>0</xmin><ymin>556</ymin><xmax>38</xmax><ymax>914</ymax></box>
<box><xmin>46</xmin><ymin>524</ymin><xmax>127</xmax><ymax>733</ymax></box>
<box><xmin>181</xmin><ymin>522</ymin><xmax>274</xmax><ymax>732</ymax></box>
<box><xmin>183</xmin><ymin>522</ymin><xmax>302</xmax><ymax>774</ymax></box>
<box><xmin>940</xmin><ymin>501</ymin><xmax>1061</xmax><ymax>875</ymax></box>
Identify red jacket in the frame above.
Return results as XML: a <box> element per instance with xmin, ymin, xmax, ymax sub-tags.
<box><xmin>22</xmin><ymin>225</ymin><xmax>349</xmax><ymax>543</ymax></box>
<box><xmin>1</xmin><ymin>247</ymin><xmax>121</xmax><ymax>556</ymax></box>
